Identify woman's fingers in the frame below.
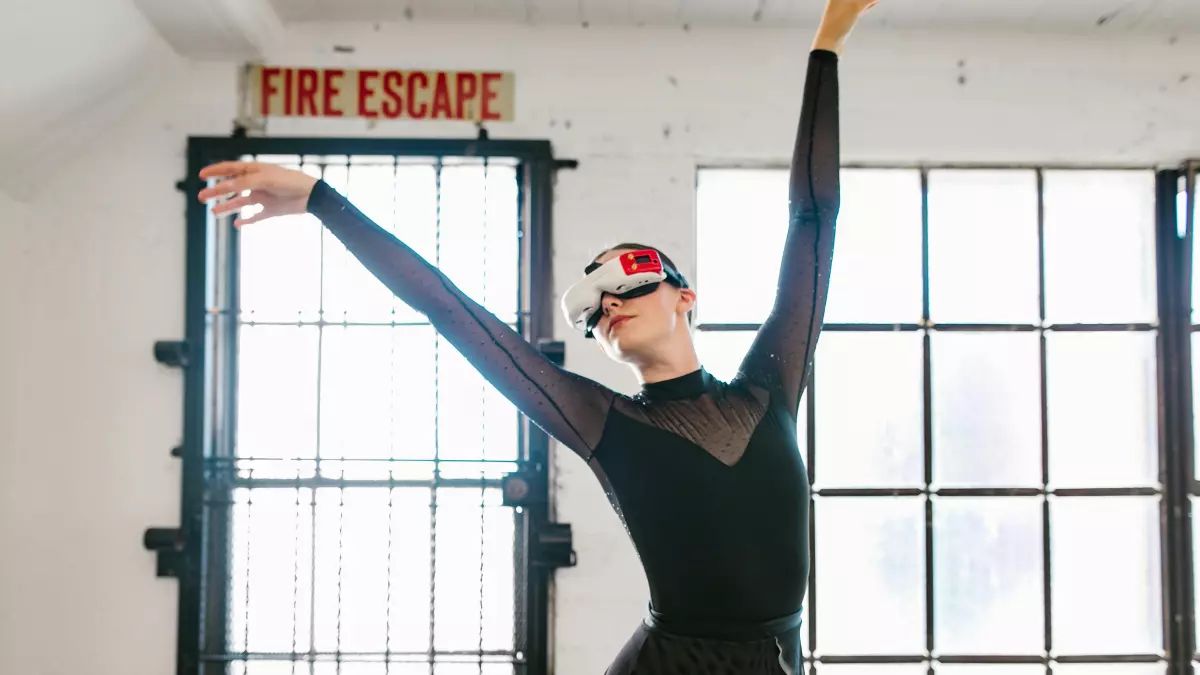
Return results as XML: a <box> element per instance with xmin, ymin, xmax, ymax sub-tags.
<box><xmin>199</xmin><ymin>161</ymin><xmax>257</xmax><ymax>180</ymax></box>
<box><xmin>197</xmin><ymin>177</ymin><xmax>254</xmax><ymax>202</ymax></box>
<box><xmin>211</xmin><ymin>195</ymin><xmax>256</xmax><ymax>216</ymax></box>
<box><xmin>233</xmin><ymin>209</ymin><xmax>274</xmax><ymax>228</ymax></box>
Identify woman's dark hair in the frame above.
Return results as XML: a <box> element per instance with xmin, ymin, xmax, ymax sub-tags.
<box><xmin>589</xmin><ymin>242</ymin><xmax>694</xmax><ymax>325</ymax></box>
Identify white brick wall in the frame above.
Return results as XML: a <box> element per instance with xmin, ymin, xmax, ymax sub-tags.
<box><xmin>1</xmin><ymin>20</ymin><xmax>1199</xmax><ymax>675</ymax></box>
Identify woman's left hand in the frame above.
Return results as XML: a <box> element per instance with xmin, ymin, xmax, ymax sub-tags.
<box><xmin>813</xmin><ymin>0</ymin><xmax>880</xmax><ymax>53</ymax></box>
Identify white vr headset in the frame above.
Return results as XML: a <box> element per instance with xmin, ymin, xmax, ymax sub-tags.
<box><xmin>561</xmin><ymin>249</ymin><xmax>688</xmax><ymax>338</ymax></box>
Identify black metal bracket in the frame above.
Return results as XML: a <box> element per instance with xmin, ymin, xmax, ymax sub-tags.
<box><xmin>154</xmin><ymin>340</ymin><xmax>190</xmax><ymax>368</ymax></box>
<box><xmin>537</xmin><ymin>340</ymin><xmax>565</xmax><ymax>367</ymax></box>
<box><xmin>533</xmin><ymin>523</ymin><xmax>576</xmax><ymax>569</ymax></box>
<box><xmin>143</xmin><ymin>527</ymin><xmax>186</xmax><ymax>578</ymax></box>
<box><xmin>553</xmin><ymin>159</ymin><xmax>579</xmax><ymax>171</ymax></box>
<box><xmin>502</xmin><ymin>468</ymin><xmax>545</xmax><ymax>507</ymax></box>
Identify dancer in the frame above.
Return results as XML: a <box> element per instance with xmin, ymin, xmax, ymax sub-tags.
<box><xmin>198</xmin><ymin>0</ymin><xmax>874</xmax><ymax>671</ymax></box>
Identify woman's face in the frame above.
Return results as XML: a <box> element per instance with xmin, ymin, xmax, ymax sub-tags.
<box><xmin>588</xmin><ymin>248</ymin><xmax>694</xmax><ymax>363</ymax></box>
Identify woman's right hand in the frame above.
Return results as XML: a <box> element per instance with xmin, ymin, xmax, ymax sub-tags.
<box><xmin>197</xmin><ymin>161</ymin><xmax>319</xmax><ymax>227</ymax></box>
<box><xmin>813</xmin><ymin>0</ymin><xmax>880</xmax><ymax>54</ymax></box>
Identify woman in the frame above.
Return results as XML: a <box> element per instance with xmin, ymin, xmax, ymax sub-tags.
<box><xmin>199</xmin><ymin>1</ymin><xmax>874</xmax><ymax>671</ymax></box>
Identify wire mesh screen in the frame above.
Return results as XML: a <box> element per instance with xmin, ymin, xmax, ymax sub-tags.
<box><xmin>203</xmin><ymin>154</ymin><xmax>527</xmax><ymax>675</ymax></box>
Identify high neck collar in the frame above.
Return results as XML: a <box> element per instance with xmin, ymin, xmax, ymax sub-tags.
<box><xmin>637</xmin><ymin>367</ymin><xmax>711</xmax><ymax>402</ymax></box>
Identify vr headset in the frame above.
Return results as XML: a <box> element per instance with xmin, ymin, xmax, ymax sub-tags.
<box><xmin>561</xmin><ymin>248</ymin><xmax>689</xmax><ymax>338</ymax></box>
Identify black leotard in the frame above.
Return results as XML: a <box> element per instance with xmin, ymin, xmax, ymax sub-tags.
<box><xmin>305</xmin><ymin>49</ymin><xmax>840</xmax><ymax>675</ymax></box>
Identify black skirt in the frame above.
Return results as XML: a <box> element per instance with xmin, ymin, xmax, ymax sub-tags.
<box><xmin>604</xmin><ymin>610</ymin><xmax>803</xmax><ymax>675</ymax></box>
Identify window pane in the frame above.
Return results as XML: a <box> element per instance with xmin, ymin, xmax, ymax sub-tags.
<box><xmin>387</xmin><ymin>488</ymin><xmax>435</xmax><ymax>653</ymax></box>
<box><xmin>815</xmin><ymin>497</ymin><xmax>924</xmax><ymax>655</ymax></box>
<box><xmin>1043</xmin><ymin>171</ymin><xmax>1157</xmax><ymax>323</ymax></box>
<box><xmin>439</xmin><ymin>160</ymin><xmax>520</xmax><ymax>323</ymax></box>
<box><xmin>392</xmin><ymin>161</ymin><xmax>442</xmax><ymax>323</ymax></box>
<box><xmin>1046</xmin><ymin>332</ymin><xmax>1157</xmax><ymax>488</ymax></box>
<box><xmin>233</xmin><ymin>662</ymin><xmax>313</xmax><ymax>675</ymax></box>
<box><xmin>814</xmin><ymin>332</ymin><xmax>924</xmax><ymax>488</ymax></box>
<box><xmin>321</xmin><ymin>160</ymin><xmax>400</xmax><ymax>323</ymax></box>
<box><xmin>1051</xmin><ymin>496</ymin><xmax>1162</xmax><ymax>654</ymax></box>
<box><xmin>1052</xmin><ymin>665</ymin><xmax>1165</xmax><ymax>675</ymax></box>
<box><xmin>437</xmin><ymin>332</ymin><xmax>520</xmax><ymax>465</ymax></box>
<box><xmin>237</xmin><ymin>325</ymin><xmax>319</xmax><ymax>461</ymax></box>
<box><xmin>928</xmin><ymin>170</ymin><xmax>1039</xmax><ymax>323</ymax></box>
<box><xmin>1194</xmin><ymin>333</ymin><xmax>1200</xmax><ymax>482</ymax></box>
<box><xmin>934</xmin><ymin>497</ymin><xmax>1044</xmax><ymax>654</ymax></box>
<box><xmin>696</xmin><ymin>169</ymin><xmax>789</xmax><ymax>323</ymax></box>
<box><xmin>696</xmin><ymin>330</ymin><xmax>752</xmax><ymax>382</ymax></box>
<box><xmin>230</xmin><ymin>488</ymin><xmax>314</xmax><ymax>654</ymax></box>
<box><xmin>824</xmin><ymin>169</ymin><xmax>923</xmax><ymax>323</ymax></box>
<box><xmin>310</xmin><ymin>664</ymin><xmax>515</xmax><ymax>675</ymax></box>
<box><xmin>817</xmin><ymin>666</ymin><xmax>926</xmax><ymax>675</ymax></box>
<box><xmin>932</xmin><ymin>333</ymin><xmax>1041</xmax><ymax>487</ymax></box>
<box><xmin>936</xmin><ymin>662</ymin><xmax>1041</xmax><ymax>667</ymax></box>
<box><xmin>696</xmin><ymin>330</ymin><xmax>808</xmax><ymax>452</ymax></box>
<box><xmin>434</xmin><ymin>488</ymin><xmax>513</xmax><ymax>652</ymax></box>
<box><xmin>320</xmin><ymin>159</ymin><xmax>519</xmax><ymax>324</ymax></box>
<box><xmin>310</xmin><ymin>488</ymin><xmax>434</xmax><ymax>654</ymax></box>
<box><xmin>312</xmin><ymin>487</ymin><xmax>392</xmax><ymax>653</ymax></box>
<box><xmin>319</xmin><ymin>326</ymin><xmax>438</xmax><ymax>479</ymax></box>
<box><xmin>1187</xmin><ymin>186</ymin><xmax>1197</xmax><ymax>322</ymax></box>
<box><xmin>238</xmin><ymin>209</ymin><xmax>322</xmax><ymax>323</ymax></box>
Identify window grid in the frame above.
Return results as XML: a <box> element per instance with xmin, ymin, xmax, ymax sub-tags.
<box><xmin>1186</xmin><ymin>161</ymin><xmax>1200</xmax><ymax>669</ymax></box>
<box><xmin>697</xmin><ymin>166</ymin><xmax>1167</xmax><ymax>673</ymax></box>
<box><xmin>183</xmin><ymin>141</ymin><xmax>551</xmax><ymax>675</ymax></box>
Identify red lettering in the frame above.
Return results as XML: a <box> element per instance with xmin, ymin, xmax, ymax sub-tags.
<box><xmin>455</xmin><ymin>73</ymin><xmax>478</xmax><ymax>120</ymax></box>
<box><xmin>322</xmin><ymin>69</ymin><xmax>345</xmax><ymax>117</ymax></box>
<box><xmin>480</xmin><ymin>73</ymin><xmax>502</xmax><ymax>120</ymax></box>
<box><xmin>261</xmin><ymin>67</ymin><xmax>281</xmax><ymax>116</ymax></box>
<box><xmin>407</xmin><ymin>72</ymin><xmax>428</xmax><ymax>119</ymax></box>
<box><xmin>298</xmin><ymin>69</ymin><xmax>319</xmax><ymax>116</ymax></box>
<box><xmin>284</xmin><ymin>68</ymin><xmax>295</xmax><ymax>115</ymax></box>
<box><xmin>358</xmin><ymin>70</ymin><xmax>380</xmax><ymax>118</ymax></box>
<box><xmin>381</xmin><ymin>72</ymin><xmax>404</xmax><ymax>119</ymax></box>
<box><xmin>431</xmin><ymin>72</ymin><xmax>452</xmax><ymax>119</ymax></box>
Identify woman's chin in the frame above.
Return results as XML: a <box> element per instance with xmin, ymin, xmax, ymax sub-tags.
<box><xmin>605</xmin><ymin>332</ymin><xmax>648</xmax><ymax>362</ymax></box>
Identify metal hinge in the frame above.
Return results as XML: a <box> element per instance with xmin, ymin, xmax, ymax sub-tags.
<box><xmin>502</xmin><ymin>460</ymin><xmax>575</xmax><ymax>569</ymax></box>
<box><xmin>537</xmin><ymin>340</ymin><xmax>565</xmax><ymax>366</ymax></box>
<box><xmin>143</xmin><ymin>527</ymin><xmax>185</xmax><ymax>578</ymax></box>
<box><xmin>534</xmin><ymin>523</ymin><xmax>576</xmax><ymax>569</ymax></box>
<box><xmin>153</xmin><ymin>340</ymin><xmax>190</xmax><ymax>368</ymax></box>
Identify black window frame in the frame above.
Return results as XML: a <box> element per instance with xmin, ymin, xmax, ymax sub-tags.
<box><xmin>155</xmin><ymin>146</ymin><xmax>1200</xmax><ymax>675</ymax></box>
<box><xmin>157</xmin><ymin>135</ymin><xmax>566</xmax><ymax>675</ymax></box>
<box><xmin>695</xmin><ymin>163</ymin><xmax>1197</xmax><ymax>674</ymax></box>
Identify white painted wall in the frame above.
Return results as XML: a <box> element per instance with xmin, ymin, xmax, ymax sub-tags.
<box><xmin>0</xmin><ymin>0</ymin><xmax>184</xmax><ymax>200</ymax></box>
<box><xmin>2</xmin><ymin>19</ymin><xmax>1200</xmax><ymax>675</ymax></box>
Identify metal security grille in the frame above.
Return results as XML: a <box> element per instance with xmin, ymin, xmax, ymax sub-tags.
<box><xmin>695</xmin><ymin>165</ymin><xmax>1182</xmax><ymax>675</ymax></box>
<box><xmin>159</xmin><ymin>138</ymin><xmax>563</xmax><ymax>675</ymax></box>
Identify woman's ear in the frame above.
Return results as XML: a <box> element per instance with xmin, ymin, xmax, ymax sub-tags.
<box><xmin>677</xmin><ymin>288</ymin><xmax>697</xmax><ymax>315</ymax></box>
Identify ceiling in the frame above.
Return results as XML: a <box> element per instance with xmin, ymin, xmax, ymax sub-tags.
<box><xmin>2</xmin><ymin>0</ymin><xmax>1196</xmax><ymax>201</ymax></box>
<box><xmin>268</xmin><ymin>0</ymin><xmax>1200</xmax><ymax>33</ymax></box>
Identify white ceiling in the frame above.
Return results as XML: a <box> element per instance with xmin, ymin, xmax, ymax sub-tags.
<box><xmin>268</xmin><ymin>0</ymin><xmax>1200</xmax><ymax>33</ymax></box>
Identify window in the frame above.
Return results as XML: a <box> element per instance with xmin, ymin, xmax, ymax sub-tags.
<box><xmin>1186</xmin><ymin>164</ymin><xmax>1200</xmax><ymax>674</ymax></box>
<box><xmin>170</xmin><ymin>139</ymin><xmax>561</xmax><ymax>675</ymax></box>
<box><xmin>696</xmin><ymin>166</ymin><xmax>1169</xmax><ymax>673</ymax></box>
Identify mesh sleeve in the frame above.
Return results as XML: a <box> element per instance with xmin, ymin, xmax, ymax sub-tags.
<box><xmin>738</xmin><ymin>49</ymin><xmax>841</xmax><ymax>419</ymax></box>
<box><xmin>306</xmin><ymin>181</ymin><xmax>614</xmax><ymax>459</ymax></box>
